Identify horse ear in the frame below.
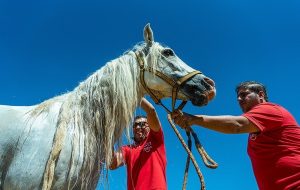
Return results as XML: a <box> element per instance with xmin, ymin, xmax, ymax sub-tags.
<box><xmin>144</xmin><ymin>23</ymin><xmax>154</xmax><ymax>46</ymax></box>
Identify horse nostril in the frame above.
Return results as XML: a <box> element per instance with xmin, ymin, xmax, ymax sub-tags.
<box><xmin>204</xmin><ymin>77</ymin><xmax>215</xmax><ymax>88</ymax></box>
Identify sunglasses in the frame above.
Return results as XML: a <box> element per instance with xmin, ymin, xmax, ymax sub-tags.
<box><xmin>133</xmin><ymin>121</ymin><xmax>148</xmax><ymax>129</ymax></box>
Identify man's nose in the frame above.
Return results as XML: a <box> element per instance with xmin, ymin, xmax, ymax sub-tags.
<box><xmin>135</xmin><ymin>125</ymin><xmax>143</xmax><ymax>129</ymax></box>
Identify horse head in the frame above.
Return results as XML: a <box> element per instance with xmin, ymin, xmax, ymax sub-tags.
<box><xmin>135</xmin><ymin>24</ymin><xmax>216</xmax><ymax>109</ymax></box>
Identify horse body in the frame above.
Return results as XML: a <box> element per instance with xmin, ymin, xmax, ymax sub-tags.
<box><xmin>0</xmin><ymin>24</ymin><xmax>216</xmax><ymax>189</ymax></box>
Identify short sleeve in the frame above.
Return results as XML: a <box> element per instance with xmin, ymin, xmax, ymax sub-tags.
<box><xmin>121</xmin><ymin>146</ymin><xmax>130</xmax><ymax>164</ymax></box>
<box><xmin>149</xmin><ymin>127</ymin><xmax>164</xmax><ymax>144</ymax></box>
<box><xmin>243</xmin><ymin>103</ymin><xmax>283</xmax><ymax>132</ymax></box>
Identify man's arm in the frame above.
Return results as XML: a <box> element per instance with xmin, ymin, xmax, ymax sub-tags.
<box><xmin>140</xmin><ymin>97</ymin><xmax>162</xmax><ymax>132</ymax></box>
<box><xmin>172</xmin><ymin>111</ymin><xmax>259</xmax><ymax>134</ymax></box>
<box><xmin>109</xmin><ymin>149</ymin><xmax>124</xmax><ymax>170</ymax></box>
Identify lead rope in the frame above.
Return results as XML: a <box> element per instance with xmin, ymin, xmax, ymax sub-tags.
<box><xmin>182</xmin><ymin>130</ymin><xmax>192</xmax><ymax>190</ymax></box>
<box><xmin>167</xmin><ymin>114</ymin><xmax>206</xmax><ymax>190</ymax></box>
<box><xmin>166</xmin><ymin>102</ymin><xmax>218</xmax><ymax>190</ymax></box>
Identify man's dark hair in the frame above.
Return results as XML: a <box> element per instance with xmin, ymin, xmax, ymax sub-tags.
<box><xmin>235</xmin><ymin>81</ymin><xmax>269</xmax><ymax>102</ymax></box>
<box><xmin>134</xmin><ymin>115</ymin><xmax>147</xmax><ymax>120</ymax></box>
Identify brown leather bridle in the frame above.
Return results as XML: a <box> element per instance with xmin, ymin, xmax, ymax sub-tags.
<box><xmin>135</xmin><ymin>50</ymin><xmax>201</xmax><ymax>112</ymax></box>
<box><xmin>135</xmin><ymin>50</ymin><xmax>218</xmax><ymax>190</ymax></box>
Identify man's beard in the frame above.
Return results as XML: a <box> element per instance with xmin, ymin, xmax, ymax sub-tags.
<box><xmin>133</xmin><ymin>133</ymin><xmax>147</xmax><ymax>143</ymax></box>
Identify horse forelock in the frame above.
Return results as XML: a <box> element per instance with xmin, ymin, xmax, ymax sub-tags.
<box><xmin>132</xmin><ymin>42</ymin><xmax>162</xmax><ymax>72</ymax></box>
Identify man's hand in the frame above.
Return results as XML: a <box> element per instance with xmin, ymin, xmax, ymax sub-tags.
<box><xmin>171</xmin><ymin>110</ymin><xmax>194</xmax><ymax>129</ymax></box>
<box><xmin>109</xmin><ymin>150</ymin><xmax>124</xmax><ymax>170</ymax></box>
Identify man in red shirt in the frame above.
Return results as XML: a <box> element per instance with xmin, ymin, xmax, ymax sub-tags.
<box><xmin>109</xmin><ymin>97</ymin><xmax>167</xmax><ymax>190</ymax></box>
<box><xmin>172</xmin><ymin>81</ymin><xmax>300</xmax><ymax>190</ymax></box>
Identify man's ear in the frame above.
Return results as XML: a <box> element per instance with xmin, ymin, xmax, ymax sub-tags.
<box><xmin>146</xmin><ymin>126</ymin><xmax>151</xmax><ymax>134</ymax></box>
<box><xmin>258</xmin><ymin>91</ymin><xmax>266</xmax><ymax>102</ymax></box>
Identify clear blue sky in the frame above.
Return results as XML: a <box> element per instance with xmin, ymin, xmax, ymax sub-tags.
<box><xmin>1</xmin><ymin>0</ymin><xmax>300</xmax><ymax>189</ymax></box>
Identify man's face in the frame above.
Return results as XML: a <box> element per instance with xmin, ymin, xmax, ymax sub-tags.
<box><xmin>237</xmin><ymin>88</ymin><xmax>261</xmax><ymax>113</ymax></box>
<box><xmin>133</xmin><ymin>118</ymin><xmax>150</xmax><ymax>143</ymax></box>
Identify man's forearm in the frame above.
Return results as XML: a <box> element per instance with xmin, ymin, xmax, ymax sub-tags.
<box><xmin>140</xmin><ymin>97</ymin><xmax>162</xmax><ymax>132</ymax></box>
<box><xmin>192</xmin><ymin>115</ymin><xmax>249</xmax><ymax>134</ymax></box>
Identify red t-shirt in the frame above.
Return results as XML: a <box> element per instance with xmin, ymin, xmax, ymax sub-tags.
<box><xmin>243</xmin><ymin>102</ymin><xmax>300</xmax><ymax>190</ymax></box>
<box><xmin>122</xmin><ymin>128</ymin><xmax>167</xmax><ymax>190</ymax></box>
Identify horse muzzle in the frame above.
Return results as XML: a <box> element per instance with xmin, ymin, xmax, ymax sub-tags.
<box><xmin>181</xmin><ymin>76</ymin><xmax>216</xmax><ymax>107</ymax></box>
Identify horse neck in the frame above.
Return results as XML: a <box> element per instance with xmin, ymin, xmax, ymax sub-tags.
<box><xmin>68</xmin><ymin>52</ymin><xmax>144</xmax><ymax>165</ymax></box>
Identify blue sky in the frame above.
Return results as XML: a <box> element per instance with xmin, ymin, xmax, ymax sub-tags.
<box><xmin>1</xmin><ymin>0</ymin><xmax>300</xmax><ymax>189</ymax></box>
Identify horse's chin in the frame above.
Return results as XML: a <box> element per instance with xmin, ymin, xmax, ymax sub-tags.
<box><xmin>190</xmin><ymin>95</ymin><xmax>208</xmax><ymax>107</ymax></box>
<box><xmin>191</xmin><ymin>90</ymin><xmax>216</xmax><ymax>107</ymax></box>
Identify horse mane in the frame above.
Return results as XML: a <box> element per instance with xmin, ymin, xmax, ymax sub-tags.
<box><xmin>28</xmin><ymin>42</ymin><xmax>162</xmax><ymax>188</ymax></box>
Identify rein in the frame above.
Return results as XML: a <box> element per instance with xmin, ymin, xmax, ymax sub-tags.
<box><xmin>135</xmin><ymin>51</ymin><xmax>218</xmax><ymax>190</ymax></box>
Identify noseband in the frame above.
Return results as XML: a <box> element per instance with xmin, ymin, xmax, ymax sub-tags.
<box><xmin>135</xmin><ymin>51</ymin><xmax>201</xmax><ymax>112</ymax></box>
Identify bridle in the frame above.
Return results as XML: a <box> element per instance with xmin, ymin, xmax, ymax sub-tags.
<box><xmin>135</xmin><ymin>50</ymin><xmax>201</xmax><ymax>112</ymax></box>
<box><xmin>135</xmin><ymin>50</ymin><xmax>218</xmax><ymax>190</ymax></box>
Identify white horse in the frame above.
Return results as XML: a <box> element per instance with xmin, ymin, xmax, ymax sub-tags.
<box><xmin>0</xmin><ymin>24</ymin><xmax>216</xmax><ymax>190</ymax></box>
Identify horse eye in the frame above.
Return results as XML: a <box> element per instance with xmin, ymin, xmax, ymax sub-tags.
<box><xmin>162</xmin><ymin>49</ymin><xmax>174</xmax><ymax>57</ymax></box>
